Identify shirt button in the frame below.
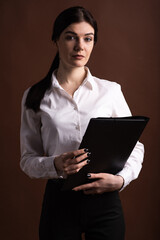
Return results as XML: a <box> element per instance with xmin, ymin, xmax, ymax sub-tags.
<box><xmin>76</xmin><ymin>124</ymin><xmax>80</xmax><ymax>130</ymax></box>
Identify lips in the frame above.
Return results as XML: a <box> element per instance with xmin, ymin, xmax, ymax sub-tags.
<box><xmin>72</xmin><ymin>55</ymin><xmax>84</xmax><ymax>60</ymax></box>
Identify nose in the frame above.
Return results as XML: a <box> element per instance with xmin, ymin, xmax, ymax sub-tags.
<box><xmin>74</xmin><ymin>38</ymin><xmax>84</xmax><ymax>52</ymax></box>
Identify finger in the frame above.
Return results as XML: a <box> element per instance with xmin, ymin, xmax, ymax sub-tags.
<box><xmin>64</xmin><ymin>159</ymin><xmax>90</xmax><ymax>175</ymax></box>
<box><xmin>63</xmin><ymin>151</ymin><xmax>90</xmax><ymax>167</ymax></box>
<box><xmin>72</xmin><ymin>148</ymin><xmax>90</xmax><ymax>161</ymax></box>
<box><xmin>72</xmin><ymin>148</ymin><xmax>89</xmax><ymax>157</ymax></box>
<box><xmin>72</xmin><ymin>182</ymin><xmax>95</xmax><ymax>191</ymax></box>
<box><xmin>87</xmin><ymin>173</ymin><xmax>104</xmax><ymax>179</ymax></box>
<box><xmin>70</xmin><ymin>152</ymin><xmax>91</xmax><ymax>165</ymax></box>
<box><xmin>63</xmin><ymin>148</ymin><xmax>89</xmax><ymax>162</ymax></box>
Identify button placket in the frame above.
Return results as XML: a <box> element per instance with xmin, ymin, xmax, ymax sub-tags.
<box><xmin>74</xmin><ymin>105</ymin><xmax>80</xmax><ymax>130</ymax></box>
<box><xmin>72</xmin><ymin>101</ymin><xmax>81</xmax><ymax>142</ymax></box>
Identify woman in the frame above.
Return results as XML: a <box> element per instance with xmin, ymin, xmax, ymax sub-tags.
<box><xmin>20</xmin><ymin>6</ymin><xmax>144</xmax><ymax>240</ymax></box>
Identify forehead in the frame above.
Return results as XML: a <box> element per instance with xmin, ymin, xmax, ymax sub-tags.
<box><xmin>63</xmin><ymin>21</ymin><xmax>94</xmax><ymax>35</ymax></box>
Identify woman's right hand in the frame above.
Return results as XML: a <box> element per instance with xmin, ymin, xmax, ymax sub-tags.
<box><xmin>54</xmin><ymin>148</ymin><xmax>91</xmax><ymax>176</ymax></box>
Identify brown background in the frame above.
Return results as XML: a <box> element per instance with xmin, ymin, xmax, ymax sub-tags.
<box><xmin>1</xmin><ymin>0</ymin><xmax>160</xmax><ymax>239</ymax></box>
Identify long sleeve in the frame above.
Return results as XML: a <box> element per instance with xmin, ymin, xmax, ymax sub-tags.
<box><xmin>20</xmin><ymin>90</ymin><xmax>59</xmax><ymax>179</ymax></box>
<box><xmin>117</xmin><ymin>141</ymin><xmax>144</xmax><ymax>190</ymax></box>
<box><xmin>111</xmin><ymin>84</ymin><xmax>144</xmax><ymax>190</ymax></box>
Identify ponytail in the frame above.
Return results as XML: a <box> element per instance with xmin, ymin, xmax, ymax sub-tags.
<box><xmin>25</xmin><ymin>52</ymin><xmax>59</xmax><ymax>112</ymax></box>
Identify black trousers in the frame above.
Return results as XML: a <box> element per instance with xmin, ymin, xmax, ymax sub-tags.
<box><xmin>39</xmin><ymin>179</ymin><xmax>125</xmax><ymax>240</ymax></box>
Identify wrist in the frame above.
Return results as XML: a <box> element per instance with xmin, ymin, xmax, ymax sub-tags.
<box><xmin>54</xmin><ymin>157</ymin><xmax>64</xmax><ymax>178</ymax></box>
<box><xmin>115</xmin><ymin>175</ymin><xmax>124</xmax><ymax>191</ymax></box>
<box><xmin>53</xmin><ymin>156</ymin><xmax>58</xmax><ymax>172</ymax></box>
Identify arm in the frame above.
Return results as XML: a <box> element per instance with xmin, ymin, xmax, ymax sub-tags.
<box><xmin>112</xmin><ymin>84</ymin><xmax>144</xmax><ymax>190</ymax></box>
<box><xmin>20</xmin><ymin>90</ymin><xmax>59</xmax><ymax>179</ymax></box>
<box><xmin>116</xmin><ymin>141</ymin><xmax>144</xmax><ymax>190</ymax></box>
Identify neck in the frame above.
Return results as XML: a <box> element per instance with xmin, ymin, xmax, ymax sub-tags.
<box><xmin>56</xmin><ymin>63</ymin><xmax>87</xmax><ymax>86</ymax></box>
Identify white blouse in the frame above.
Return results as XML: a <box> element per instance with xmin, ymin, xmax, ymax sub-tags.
<box><xmin>20</xmin><ymin>68</ymin><xmax>144</xmax><ymax>190</ymax></box>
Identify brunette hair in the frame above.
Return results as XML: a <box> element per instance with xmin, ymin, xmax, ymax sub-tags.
<box><xmin>25</xmin><ymin>6</ymin><xmax>98</xmax><ymax>112</ymax></box>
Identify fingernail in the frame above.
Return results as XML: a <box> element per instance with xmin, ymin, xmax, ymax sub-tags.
<box><xmin>87</xmin><ymin>159</ymin><xmax>90</xmax><ymax>164</ymax></box>
<box><xmin>84</xmin><ymin>148</ymin><xmax>89</xmax><ymax>152</ymax></box>
<box><xmin>87</xmin><ymin>152</ymin><xmax>91</xmax><ymax>157</ymax></box>
<box><xmin>87</xmin><ymin>173</ymin><xmax>91</xmax><ymax>178</ymax></box>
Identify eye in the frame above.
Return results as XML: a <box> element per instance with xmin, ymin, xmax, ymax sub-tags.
<box><xmin>84</xmin><ymin>37</ymin><xmax>93</xmax><ymax>42</ymax></box>
<box><xmin>65</xmin><ymin>35</ymin><xmax>76</xmax><ymax>41</ymax></box>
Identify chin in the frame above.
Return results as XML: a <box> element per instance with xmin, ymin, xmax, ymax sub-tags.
<box><xmin>73</xmin><ymin>64</ymin><xmax>85</xmax><ymax>68</ymax></box>
<box><xmin>70</xmin><ymin>60</ymin><xmax>88</xmax><ymax>68</ymax></box>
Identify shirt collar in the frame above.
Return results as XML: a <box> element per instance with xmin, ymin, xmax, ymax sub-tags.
<box><xmin>51</xmin><ymin>67</ymin><xmax>94</xmax><ymax>90</ymax></box>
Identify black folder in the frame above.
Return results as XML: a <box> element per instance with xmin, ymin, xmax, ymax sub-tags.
<box><xmin>61</xmin><ymin>116</ymin><xmax>149</xmax><ymax>191</ymax></box>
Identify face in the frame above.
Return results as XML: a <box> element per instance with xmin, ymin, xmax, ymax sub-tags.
<box><xmin>56</xmin><ymin>21</ymin><xmax>95</xmax><ymax>69</ymax></box>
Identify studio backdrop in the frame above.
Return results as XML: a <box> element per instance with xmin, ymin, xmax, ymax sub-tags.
<box><xmin>1</xmin><ymin>0</ymin><xmax>159</xmax><ymax>239</ymax></box>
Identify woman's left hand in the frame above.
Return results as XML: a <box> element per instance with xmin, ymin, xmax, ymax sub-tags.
<box><xmin>72</xmin><ymin>173</ymin><xmax>124</xmax><ymax>194</ymax></box>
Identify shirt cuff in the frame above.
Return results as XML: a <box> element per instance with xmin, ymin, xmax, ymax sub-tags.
<box><xmin>51</xmin><ymin>156</ymin><xmax>67</xmax><ymax>179</ymax></box>
<box><xmin>43</xmin><ymin>156</ymin><xmax>60</xmax><ymax>178</ymax></box>
<box><xmin>116</xmin><ymin>166</ymin><xmax>136</xmax><ymax>191</ymax></box>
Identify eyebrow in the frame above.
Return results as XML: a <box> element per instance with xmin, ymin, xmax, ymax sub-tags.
<box><xmin>65</xmin><ymin>31</ymin><xmax>94</xmax><ymax>36</ymax></box>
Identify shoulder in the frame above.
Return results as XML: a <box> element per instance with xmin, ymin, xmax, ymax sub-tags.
<box><xmin>92</xmin><ymin>75</ymin><xmax>122</xmax><ymax>92</ymax></box>
<box><xmin>21</xmin><ymin>88</ymin><xmax>30</xmax><ymax>105</ymax></box>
